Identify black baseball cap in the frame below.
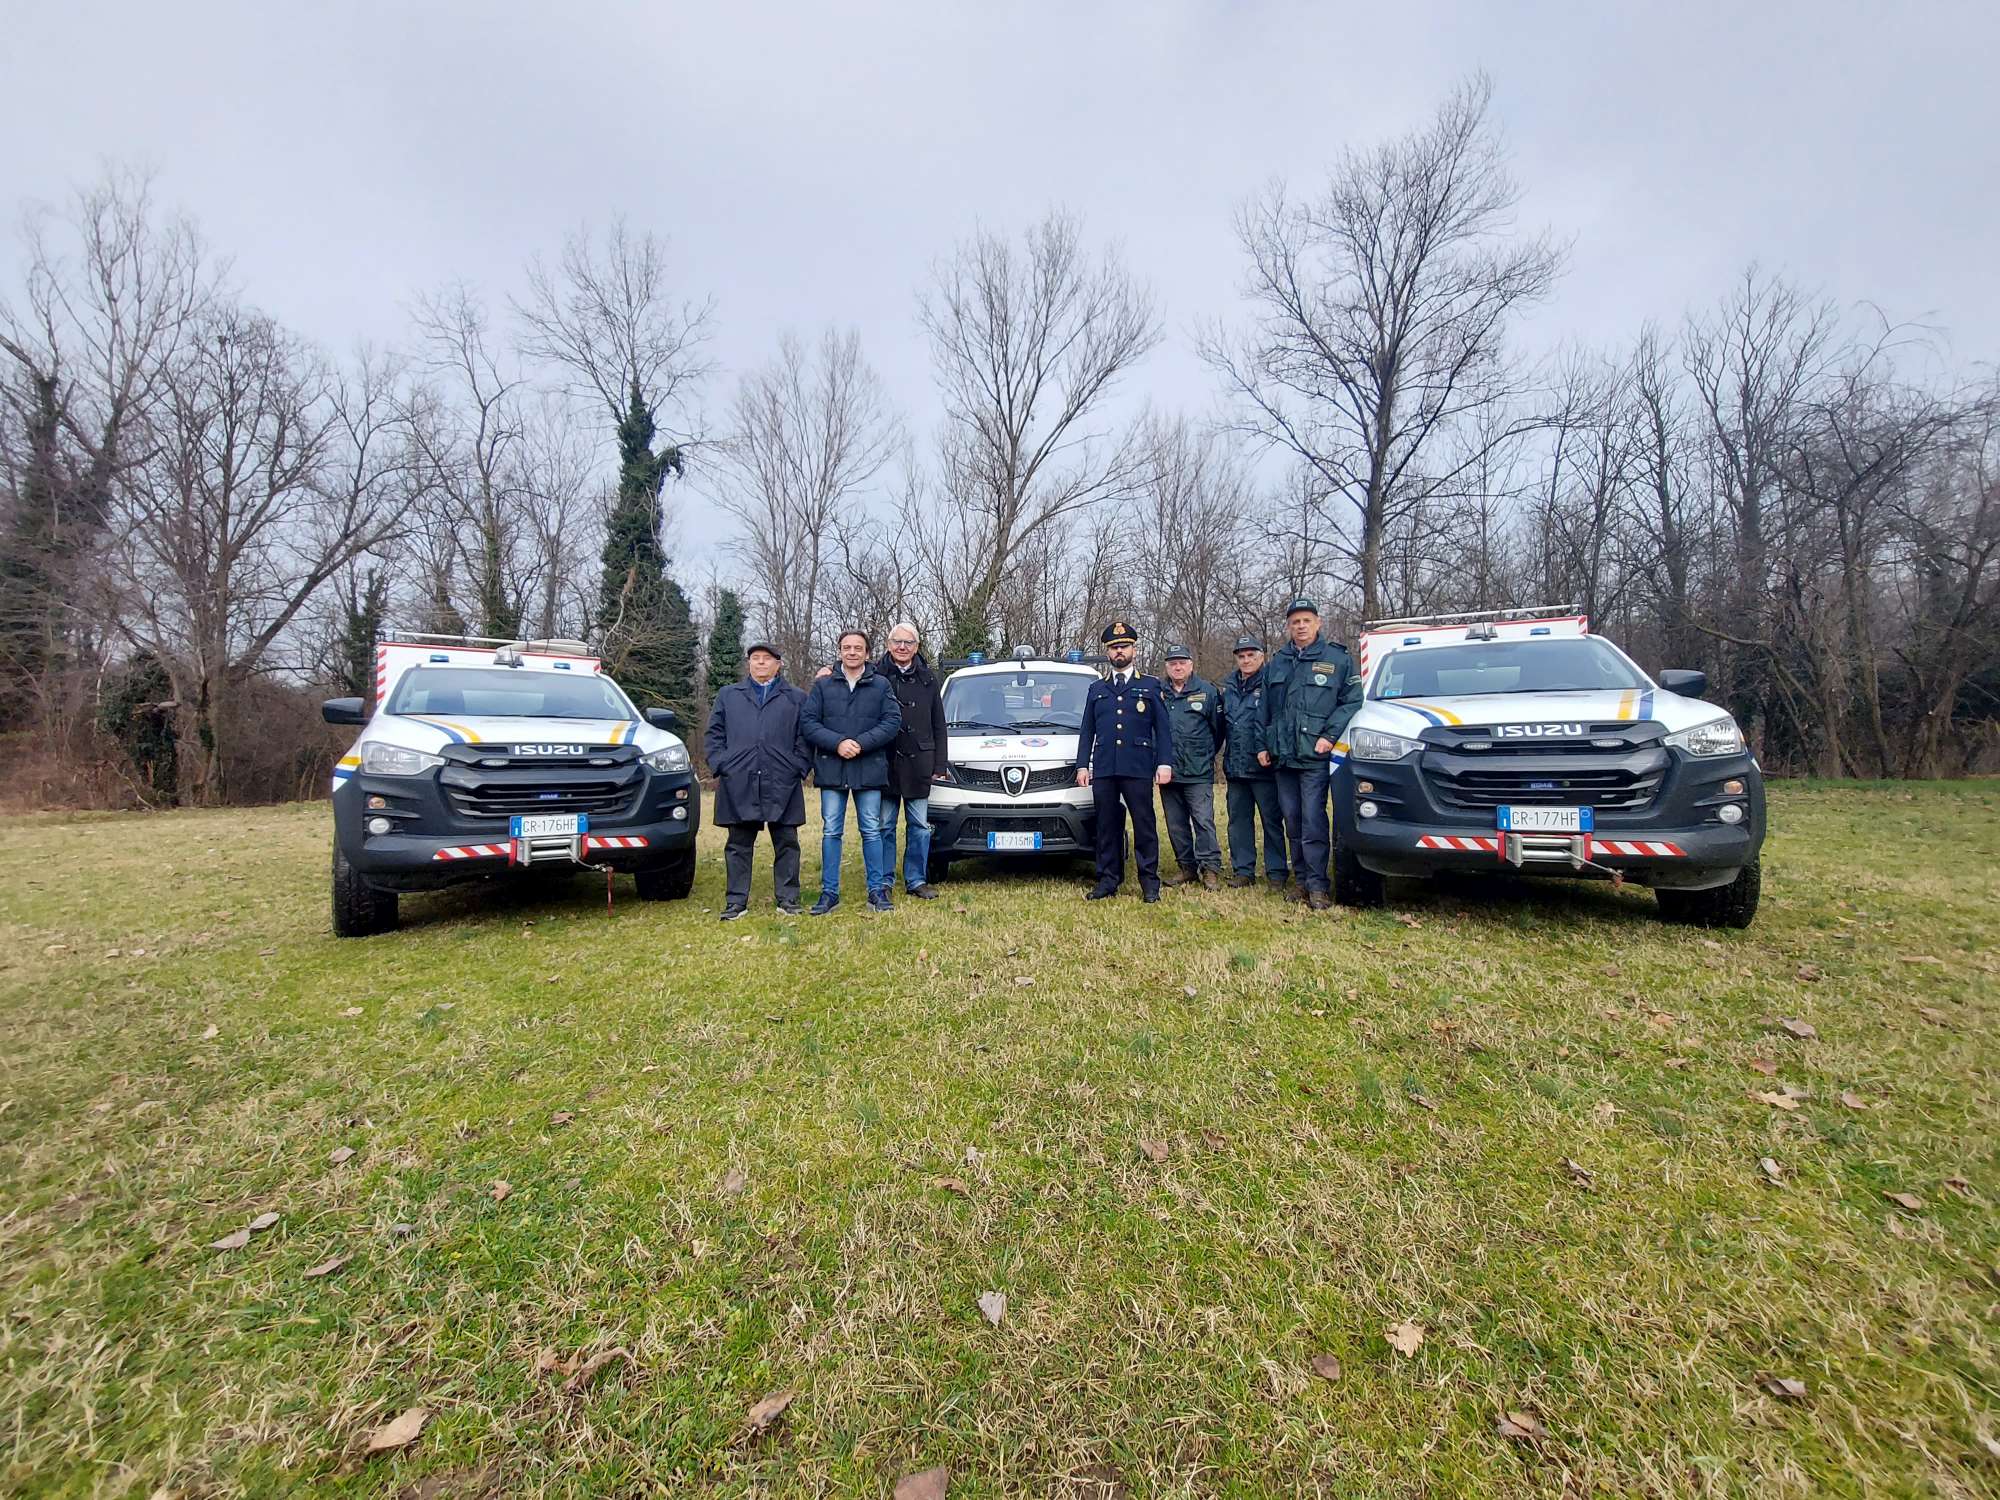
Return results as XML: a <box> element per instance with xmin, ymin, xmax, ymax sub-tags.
<box><xmin>1232</xmin><ymin>635</ymin><xmax>1264</xmax><ymax>653</ymax></box>
<box><xmin>1164</xmin><ymin>643</ymin><xmax>1193</xmax><ymax>661</ymax></box>
<box><xmin>1284</xmin><ymin>597</ymin><xmax>1320</xmax><ymax>617</ymax></box>
<box><xmin>745</xmin><ymin>641</ymin><xmax>782</xmax><ymax>659</ymax></box>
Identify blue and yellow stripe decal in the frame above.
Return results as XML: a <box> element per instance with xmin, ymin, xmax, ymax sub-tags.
<box><xmin>331</xmin><ymin>753</ymin><xmax>361</xmax><ymax>791</ymax></box>
<box><xmin>1615</xmin><ymin>689</ymin><xmax>1656</xmax><ymax>722</ymax></box>
<box><xmin>1397</xmin><ymin>700</ymin><xmax>1465</xmax><ymax>727</ymax></box>
<box><xmin>612</xmin><ymin>720</ymin><xmax>638</xmax><ymax>745</ymax></box>
<box><xmin>403</xmin><ymin>713</ymin><xmax>483</xmax><ymax>744</ymax></box>
<box><xmin>1328</xmin><ymin>738</ymin><xmax>1350</xmax><ymax>769</ymax></box>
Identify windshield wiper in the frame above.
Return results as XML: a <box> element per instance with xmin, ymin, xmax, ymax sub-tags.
<box><xmin>1007</xmin><ymin>719</ymin><xmax>1078</xmax><ymax>730</ymax></box>
<box><xmin>947</xmin><ymin>719</ymin><xmax>1011</xmax><ymax>731</ymax></box>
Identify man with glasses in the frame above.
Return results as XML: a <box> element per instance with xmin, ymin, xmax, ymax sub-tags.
<box><xmin>877</xmin><ymin>621</ymin><xmax>948</xmax><ymax>898</ymax></box>
<box><xmin>1219</xmin><ymin>635</ymin><xmax>1287</xmax><ymax>889</ymax></box>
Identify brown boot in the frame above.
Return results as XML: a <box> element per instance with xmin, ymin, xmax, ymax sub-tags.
<box><xmin>1284</xmin><ymin>883</ymin><xmax>1308</xmax><ymax>904</ymax></box>
<box><xmin>1161</xmin><ymin>870</ymin><xmax>1193</xmax><ymax>887</ymax></box>
<box><xmin>1200</xmin><ymin>869</ymin><xmax>1221</xmax><ymax>891</ymax></box>
<box><xmin>1307</xmin><ymin>890</ymin><xmax>1333</xmax><ymax>911</ymax></box>
<box><xmin>1226</xmin><ymin>873</ymin><xmax>1255</xmax><ymax>889</ymax></box>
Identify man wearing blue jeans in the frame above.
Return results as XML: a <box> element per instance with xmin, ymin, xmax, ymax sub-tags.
<box><xmin>1259</xmin><ymin>597</ymin><xmax>1364</xmax><ymax>910</ymax></box>
<box><xmin>876</xmin><ymin>622</ymin><xmax>949</xmax><ymax>897</ymax></box>
<box><xmin>800</xmin><ymin>629</ymin><xmax>903</xmax><ymax>914</ymax></box>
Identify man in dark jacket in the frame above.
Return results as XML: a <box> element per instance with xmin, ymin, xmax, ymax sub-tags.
<box><xmin>1157</xmin><ymin>644</ymin><xmax>1224</xmax><ymax>890</ymax></box>
<box><xmin>800</xmin><ymin>628</ymin><xmax>903</xmax><ymax>914</ymax></box>
<box><xmin>878</xmin><ymin>621</ymin><xmax>948</xmax><ymax>898</ymax></box>
<box><xmin>1218</xmin><ymin>635</ymin><xmax>1287</xmax><ymax>889</ymax></box>
<box><xmin>1258</xmin><ymin>597</ymin><xmax>1364</xmax><ymax>909</ymax></box>
<box><xmin>704</xmin><ymin>642</ymin><xmax>811</xmax><ymax>920</ymax></box>
<box><xmin>1074</xmin><ymin>620</ymin><xmax>1175</xmax><ymax>902</ymax></box>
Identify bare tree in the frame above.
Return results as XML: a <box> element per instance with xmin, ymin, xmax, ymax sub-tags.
<box><xmin>920</xmin><ymin>209</ymin><xmax>1159</xmax><ymax>652</ymax></box>
<box><xmin>1204</xmin><ymin>73</ymin><xmax>1564</xmax><ymax>620</ymax></box>
<box><xmin>713</xmin><ymin>327</ymin><xmax>900</xmax><ymax>668</ymax></box>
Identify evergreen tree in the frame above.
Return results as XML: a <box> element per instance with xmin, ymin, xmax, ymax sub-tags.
<box><xmin>598</xmin><ymin>379</ymin><xmax>695</xmax><ymax>716</ymax></box>
<box><xmin>705</xmin><ymin>589</ymin><xmax>746</xmax><ymax>694</ymax></box>
<box><xmin>98</xmin><ymin>651</ymin><xmax>179</xmax><ymax>803</ymax></box>
<box><xmin>338</xmin><ymin>568</ymin><xmax>388</xmax><ymax>698</ymax></box>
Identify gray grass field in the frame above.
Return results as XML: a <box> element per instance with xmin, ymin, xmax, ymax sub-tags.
<box><xmin>1</xmin><ymin>782</ymin><xmax>1996</xmax><ymax>1497</ymax></box>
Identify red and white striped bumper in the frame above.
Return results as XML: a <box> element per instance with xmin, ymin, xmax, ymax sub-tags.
<box><xmin>1413</xmin><ymin>833</ymin><xmax>1685</xmax><ymax>858</ymax></box>
<box><xmin>431</xmin><ymin>834</ymin><xmax>651</xmax><ymax>862</ymax></box>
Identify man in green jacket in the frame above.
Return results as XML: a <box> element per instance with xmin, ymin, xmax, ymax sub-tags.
<box><xmin>1158</xmin><ymin>644</ymin><xmax>1224</xmax><ymax>889</ymax></box>
<box><xmin>1257</xmin><ymin>598</ymin><xmax>1364</xmax><ymax>909</ymax></box>
<box><xmin>1218</xmin><ymin>635</ymin><xmax>1287</xmax><ymax>889</ymax></box>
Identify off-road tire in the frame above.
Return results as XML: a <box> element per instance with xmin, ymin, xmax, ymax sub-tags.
<box><xmin>635</xmin><ymin>848</ymin><xmax>697</xmax><ymax>901</ymax></box>
<box><xmin>332</xmin><ymin>843</ymin><xmax>398</xmax><ymax>937</ymax></box>
<box><xmin>1331</xmin><ymin>844</ymin><xmax>1386</xmax><ymax>908</ymax></box>
<box><xmin>1655</xmin><ymin>859</ymin><xmax>1760</xmax><ymax>929</ymax></box>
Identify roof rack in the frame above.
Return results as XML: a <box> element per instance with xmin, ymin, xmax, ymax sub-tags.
<box><xmin>1362</xmin><ymin>606</ymin><xmax>1581</xmax><ymax>631</ymax></box>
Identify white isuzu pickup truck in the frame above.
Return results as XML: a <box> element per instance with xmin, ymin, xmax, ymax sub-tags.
<box><xmin>1330</xmin><ymin>609</ymin><xmax>1766</xmax><ymax>926</ymax></box>
<box><xmin>321</xmin><ymin>631</ymin><xmax>699</xmax><ymax>935</ymax></box>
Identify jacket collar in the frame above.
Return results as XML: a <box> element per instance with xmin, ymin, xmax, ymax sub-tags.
<box><xmin>1230</xmin><ymin>666</ymin><xmax>1264</xmax><ymax>690</ymax></box>
<box><xmin>1162</xmin><ymin>674</ymin><xmax>1207</xmax><ymax>698</ymax></box>
<box><xmin>877</xmin><ymin>651</ymin><xmax>931</xmax><ymax>684</ymax></box>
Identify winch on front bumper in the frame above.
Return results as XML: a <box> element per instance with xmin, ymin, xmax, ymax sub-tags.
<box><xmin>1333</xmin><ymin>721</ymin><xmax>1764</xmax><ymax>891</ymax></box>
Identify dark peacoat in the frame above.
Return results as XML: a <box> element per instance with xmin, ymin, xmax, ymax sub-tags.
<box><xmin>800</xmin><ymin>663</ymin><xmax>903</xmax><ymax>790</ymax></box>
<box><xmin>877</xmin><ymin>651</ymin><xmax>949</xmax><ymax>800</ymax></box>
<box><xmin>704</xmin><ymin>676</ymin><xmax>811</xmax><ymax>826</ymax></box>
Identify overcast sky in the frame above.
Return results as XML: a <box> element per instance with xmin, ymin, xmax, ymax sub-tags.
<box><xmin>5</xmin><ymin>1</ymin><xmax>1996</xmax><ymax>565</ymax></box>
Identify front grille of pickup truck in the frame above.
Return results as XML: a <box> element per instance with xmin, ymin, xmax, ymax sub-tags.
<box><xmin>445</xmin><ymin>781</ymin><xmax>638</xmax><ymax>821</ymax></box>
<box><xmin>1426</xmin><ymin>764</ymin><xmax>1664</xmax><ymax>811</ymax></box>
<box><xmin>953</xmin><ymin>765</ymin><xmax>1077</xmax><ymax>794</ymax></box>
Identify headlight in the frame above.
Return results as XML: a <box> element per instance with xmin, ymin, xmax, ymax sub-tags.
<box><xmin>360</xmin><ymin>741</ymin><xmax>445</xmax><ymax>776</ymax></box>
<box><xmin>1349</xmin><ymin>726</ymin><xmax>1423</xmax><ymax>762</ymax></box>
<box><xmin>1665</xmin><ymin>716</ymin><xmax>1745</xmax><ymax>758</ymax></box>
<box><xmin>642</xmin><ymin>741</ymin><xmax>692</xmax><ymax>774</ymax></box>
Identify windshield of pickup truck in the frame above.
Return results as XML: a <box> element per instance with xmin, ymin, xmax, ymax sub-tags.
<box><xmin>1373</xmin><ymin>638</ymin><xmax>1647</xmax><ymax>698</ymax></box>
<box><xmin>944</xmin><ymin>671</ymin><xmax>1092</xmax><ymax>730</ymax></box>
<box><xmin>387</xmin><ymin>667</ymin><xmax>635</xmax><ymax>720</ymax></box>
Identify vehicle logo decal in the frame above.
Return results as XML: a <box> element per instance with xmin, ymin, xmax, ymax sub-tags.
<box><xmin>1496</xmin><ymin>723</ymin><xmax>1585</xmax><ymax>739</ymax></box>
<box><xmin>1003</xmin><ymin>764</ymin><xmax>1028</xmax><ymax>796</ymax></box>
<box><xmin>516</xmin><ymin>743</ymin><xmax>585</xmax><ymax>755</ymax></box>
<box><xmin>1020</xmin><ymin>736</ymin><xmax>1049</xmax><ymax>747</ymax></box>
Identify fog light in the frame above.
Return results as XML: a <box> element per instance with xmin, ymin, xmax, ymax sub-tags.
<box><xmin>1358</xmin><ymin>800</ymin><xmax>1379</xmax><ymax>819</ymax></box>
<box><xmin>1722</xmin><ymin>779</ymin><xmax>1744</xmax><ymax>796</ymax></box>
<box><xmin>1718</xmin><ymin>803</ymin><xmax>1744</xmax><ymax>825</ymax></box>
<box><xmin>1356</xmin><ymin>780</ymin><xmax>1375</xmax><ymax>794</ymax></box>
<box><xmin>367</xmin><ymin>816</ymin><xmax>392</xmax><ymax>836</ymax></box>
<box><xmin>671</xmin><ymin>807</ymin><xmax>687</xmax><ymax>820</ymax></box>
<box><xmin>366</xmin><ymin>794</ymin><xmax>388</xmax><ymax>810</ymax></box>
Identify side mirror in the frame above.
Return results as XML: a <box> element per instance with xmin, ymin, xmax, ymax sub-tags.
<box><xmin>644</xmin><ymin>706</ymin><xmax>681</xmax><ymax>731</ymax></box>
<box><xmin>322</xmin><ymin>697</ymin><xmax>367</xmax><ymax>725</ymax></box>
<box><xmin>1657</xmin><ymin>669</ymin><xmax>1708</xmax><ymax>699</ymax></box>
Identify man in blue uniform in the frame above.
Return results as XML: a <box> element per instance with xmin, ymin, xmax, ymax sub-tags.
<box><xmin>1074</xmin><ymin>620</ymin><xmax>1175</xmax><ymax>902</ymax></box>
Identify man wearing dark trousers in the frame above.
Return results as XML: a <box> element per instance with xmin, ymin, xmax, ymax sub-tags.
<box><xmin>1258</xmin><ymin>597</ymin><xmax>1365</xmax><ymax>910</ymax></box>
<box><xmin>1157</xmin><ymin>643</ymin><xmax>1224</xmax><ymax>889</ymax></box>
<box><xmin>1074</xmin><ymin>621</ymin><xmax>1175</xmax><ymax>902</ymax></box>
<box><xmin>1219</xmin><ymin>635</ymin><xmax>1287</xmax><ymax>889</ymax></box>
<box><xmin>704</xmin><ymin>642</ymin><xmax>811</xmax><ymax>920</ymax></box>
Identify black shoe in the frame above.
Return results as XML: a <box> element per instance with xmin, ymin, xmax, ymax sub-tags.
<box><xmin>867</xmin><ymin>890</ymin><xmax>894</xmax><ymax>913</ymax></box>
<box><xmin>1086</xmin><ymin>883</ymin><xmax>1119</xmax><ymax>900</ymax></box>
<box><xmin>1226</xmin><ymin>874</ymin><xmax>1256</xmax><ymax>889</ymax></box>
<box><xmin>1142</xmin><ymin>887</ymin><xmax>1162</xmax><ymax>903</ymax></box>
<box><xmin>1267</xmin><ymin>874</ymin><xmax>1290</xmax><ymax>891</ymax></box>
<box><xmin>810</xmin><ymin>895</ymin><xmax>839</xmax><ymax>916</ymax></box>
<box><xmin>1284</xmin><ymin>884</ymin><xmax>1308</xmax><ymax>904</ymax></box>
<box><xmin>719</xmin><ymin>906</ymin><xmax>748</xmax><ymax>922</ymax></box>
<box><xmin>1307</xmin><ymin>890</ymin><xmax>1332</xmax><ymax>911</ymax></box>
<box><xmin>1161</xmin><ymin>870</ymin><xmax>1193</xmax><ymax>887</ymax></box>
<box><xmin>905</xmin><ymin>883</ymin><xmax>941</xmax><ymax>899</ymax></box>
<box><xmin>776</xmin><ymin>902</ymin><xmax>803</xmax><ymax>916</ymax></box>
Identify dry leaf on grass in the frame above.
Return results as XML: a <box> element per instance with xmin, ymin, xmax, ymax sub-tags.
<box><xmin>1752</xmin><ymin>1090</ymin><xmax>1802</xmax><ymax>1111</ymax></box>
<box><xmin>329</xmin><ymin>1146</ymin><xmax>356</xmax><ymax>1166</ymax></box>
<box><xmin>1759</xmin><ymin>1375</ymin><xmax>1807</xmax><ymax>1401</ymax></box>
<box><xmin>1883</xmin><ymin>1190</ymin><xmax>1925</xmax><ymax>1212</ymax></box>
<box><xmin>1013</xmin><ymin>976</ymin><xmax>1034</xmax><ymax>988</ymax></box>
<box><xmin>247</xmin><ymin>1211</ymin><xmax>280</xmax><ymax>1233</ymax></box>
<box><xmin>894</xmin><ymin>1467</ymin><xmax>950</xmax><ymax>1500</ymax></box>
<box><xmin>533</xmin><ymin>1348</ymin><xmax>565</xmax><ymax>1377</ymax></box>
<box><xmin>364</xmin><ymin>1405</ymin><xmax>429</xmax><ymax>1455</ymax></box>
<box><xmin>1664</xmin><ymin>1056</ymin><xmax>1692</xmax><ymax>1069</ymax></box>
<box><xmin>1943</xmin><ymin>1176</ymin><xmax>1974</xmax><ymax>1200</ymax></box>
<box><xmin>976</xmin><ymin>1290</ymin><xmax>1007</xmax><ymax>1325</ymax></box>
<box><xmin>1839</xmin><ymin>1091</ymin><xmax>1870</xmax><ymax>1110</ymax></box>
<box><xmin>1898</xmin><ymin>953</ymin><xmax>1944</xmax><ymax>966</ymax></box>
<box><xmin>1200</xmin><ymin>1129</ymin><xmax>1227</xmax><ymax>1152</ymax></box>
<box><xmin>1759</xmin><ymin>1157</ymin><xmax>1785</xmax><ymax>1184</ymax></box>
<box><xmin>1917</xmin><ymin>1005</ymin><xmax>1951</xmax><ymax>1026</ymax></box>
<box><xmin>199</xmin><ymin>1025</ymin><xmax>219</xmax><ymax>1041</ymax></box>
<box><xmin>1386</xmin><ymin>1320</ymin><xmax>1424</xmax><ymax>1357</ymax></box>
<box><xmin>1309</xmin><ymin>1353</ymin><xmax>1343</xmax><ymax>1381</ymax></box>
<box><xmin>1748</xmin><ymin>1057</ymin><xmax>1779</xmax><ymax>1077</ymax></box>
<box><xmin>1778</xmin><ymin>1018</ymin><xmax>1818</xmax><ymax>1040</ymax></box>
<box><xmin>1138</xmin><ymin>1137</ymin><xmax>1170</xmax><ymax>1163</ymax></box>
<box><xmin>1977</xmin><ymin>1433</ymin><xmax>2000</xmax><ymax>1460</ymax></box>
<box><xmin>562</xmin><ymin>1347</ymin><xmax>633</xmax><ymax>1395</ymax></box>
<box><xmin>1562</xmin><ymin>1158</ymin><xmax>1594</xmax><ymax>1187</ymax></box>
<box><xmin>490</xmin><ymin>1181</ymin><xmax>512</xmax><ymax>1202</ymax></box>
<box><xmin>209</xmin><ymin>1227</ymin><xmax>252</xmax><ymax>1250</ymax></box>
<box><xmin>340</xmin><ymin>1005</ymin><xmax>364</xmax><ymax>1018</ymax></box>
<box><xmin>1795</xmin><ymin>964</ymin><xmax>1823</xmax><ymax>982</ymax></box>
<box><xmin>1496</xmin><ymin>1410</ymin><xmax>1544</xmax><ymax>1440</ymax></box>
<box><xmin>1592</xmin><ymin>1100</ymin><xmax>1622</xmax><ymax>1124</ymax></box>
<box><xmin>1182</xmin><ymin>985</ymin><xmax>1198</xmax><ymax>999</ymax></box>
<box><xmin>302</xmin><ymin>1253</ymin><xmax>351</xmax><ymax>1279</ymax></box>
<box><xmin>549</xmin><ymin>1111</ymin><xmax>573</xmax><ymax>1127</ymax></box>
<box><xmin>1408</xmin><ymin>1092</ymin><xmax>1439</xmax><ymax>1112</ymax></box>
<box><xmin>720</xmin><ymin>1167</ymin><xmax>748</xmax><ymax>1195</ymax></box>
<box><xmin>930</xmin><ymin>1175</ymin><xmax>971</xmax><ymax>1197</ymax></box>
<box><xmin>744</xmin><ymin>1388</ymin><xmax>795</xmax><ymax>1435</ymax></box>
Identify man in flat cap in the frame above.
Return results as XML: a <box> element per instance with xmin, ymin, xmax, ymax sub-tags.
<box><xmin>1258</xmin><ymin>597</ymin><xmax>1364</xmax><ymax>910</ymax></box>
<box><xmin>1157</xmin><ymin>643</ymin><xmax>1224</xmax><ymax>890</ymax></box>
<box><xmin>704</xmin><ymin>640</ymin><xmax>811</xmax><ymax>919</ymax></box>
<box><xmin>1074</xmin><ymin>621</ymin><xmax>1175</xmax><ymax>901</ymax></box>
